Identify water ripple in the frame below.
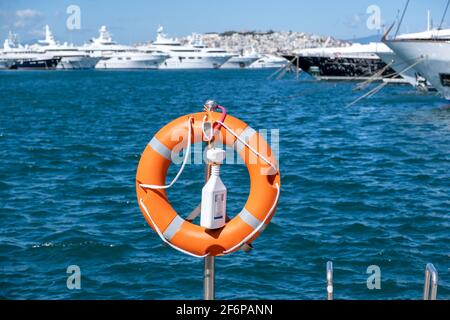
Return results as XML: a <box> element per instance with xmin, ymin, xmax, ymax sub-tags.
<box><xmin>0</xmin><ymin>70</ymin><xmax>449</xmax><ymax>300</ymax></box>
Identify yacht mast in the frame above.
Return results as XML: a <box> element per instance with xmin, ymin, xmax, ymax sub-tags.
<box><xmin>438</xmin><ymin>0</ymin><xmax>450</xmax><ymax>30</ymax></box>
<box><xmin>394</xmin><ymin>0</ymin><xmax>410</xmax><ymax>38</ymax></box>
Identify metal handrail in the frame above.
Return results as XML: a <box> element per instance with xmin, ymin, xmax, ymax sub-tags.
<box><xmin>326</xmin><ymin>261</ymin><xmax>333</xmax><ymax>300</ymax></box>
<box><xmin>423</xmin><ymin>263</ymin><xmax>438</xmax><ymax>300</ymax></box>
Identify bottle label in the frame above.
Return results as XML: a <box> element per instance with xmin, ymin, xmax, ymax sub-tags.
<box><xmin>214</xmin><ymin>192</ymin><xmax>225</xmax><ymax>220</ymax></box>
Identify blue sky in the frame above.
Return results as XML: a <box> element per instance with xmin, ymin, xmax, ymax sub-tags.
<box><xmin>0</xmin><ymin>0</ymin><xmax>447</xmax><ymax>44</ymax></box>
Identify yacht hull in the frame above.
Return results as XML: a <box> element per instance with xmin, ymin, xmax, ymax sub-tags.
<box><xmin>11</xmin><ymin>58</ymin><xmax>60</xmax><ymax>70</ymax></box>
<box><xmin>376</xmin><ymin>51</ymin><xmax>418</xmax><ymax>86</ymax></box>
<box><xmin>283</xmin><ymin>54</ymin><xmax>395</xmax><ymax>80</ymax></box>
<box><xmin>249</xmin><ymin>55</ymin><xmax>288</xmax><ymax>69</ymax></box>
<box><xmin>95</xmin><ymin>55</ymin><xmax>166</xmax><ymax>69</ymax></box>
<box><xmin>57</xmin><ymin>56</ymin><xmax>101</xmax><ymax>70</ymax></box>
<box><xmin>221</xmin><ymin>56</ymin><xmax>259</xmax><ymax>69</ymax></box>
<box><xmin>159</xmin><ymin>56</ymin><xmax>230</xmax><ymax>69</ymax></box>
<box><xmin>384</xmin><ymin>40</ymin><xmax>450</xmax><ymax>99</ymax></box>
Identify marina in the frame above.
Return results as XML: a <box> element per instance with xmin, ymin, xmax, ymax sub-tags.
<box><xmin>0</xmin><ymin>0</ymin><xmax>449</xmax><ymax>305</ymax></box>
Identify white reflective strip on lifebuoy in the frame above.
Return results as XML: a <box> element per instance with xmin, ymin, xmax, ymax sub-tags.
<box><xmin>139</xmin><ymin>198</ymin><xmax>208</xmax><ymax>258</ymax></box>
<box><xmin>149</xmin><ymin>137</ymin><xmax>172</xmax><ymax>160</ymax></box>
<box><xmin>163</xmin><ymin>215</ymin><xmax>184</xmax><ymax>241</ymax></box>
<box><xmin>234</xmin><ymin>126</ymin><xmax>256</xmax><ymax>154</ymax></box>
<box><xmin>238</xmin><ymin>207</ymin><xmax>262</xmax><ymax>230</ymax></box>
<box><xmin>224</xmin><ymin>183</ymin><xmax>280</xmax><ymax>254</ymax></box>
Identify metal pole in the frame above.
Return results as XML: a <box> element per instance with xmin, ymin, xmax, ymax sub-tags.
<box><xmin>296</xmin><ymin>56</ymin><xmax>299</xmax><ymax>80</ymax></box>
<box><xmin>203</xmin><ymin>127</ymin><xmax>215</xmax><ymax>300</ymax></box>
<box><xmin>423</xmin><ymin>267</ymin><xmax>430</xmax><ymax>300</ymax></box>
<box><xmin>326</xmin><ymin>261</ymin><xmax>333</xmax><ymax>300</ymax></box>
<box><xmin>204</xmin><ymin>255</ymin><xmax>215</xmax><ymax>300</ymax></box>
<box><xmin>423</xmin><ymin>263</ymin><xmax>438</xmax><ymax>300</ymax></box>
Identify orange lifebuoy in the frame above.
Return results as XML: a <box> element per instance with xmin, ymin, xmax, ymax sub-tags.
<box><xmin>136</xmin><ymin>111</ymin><xmax>280</xmax><ymax>257</ymax></box>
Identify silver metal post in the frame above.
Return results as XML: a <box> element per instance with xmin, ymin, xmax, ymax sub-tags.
<box><xmin>326</xmin><ymin>261</ymin><xmax>333</xmax><ymax>300</ymax></box>
<box><xmin>204</xmin><ymin>255</ymin><xmax>215</xmax><ymax>300</ymax></box>
<box><xmin>203</xmin><ymin>132</ymin><xmax>215</xmax><ymax>300</ymax></box>
<box><xmin>423</xmin><ymin>263</ymin><xmax>438</xmax><ymax>300</ymax></box>
<box><xmin>203</xmin><ymin>162</ymin><xmax>215</xmax><ymax>300</ymax></box>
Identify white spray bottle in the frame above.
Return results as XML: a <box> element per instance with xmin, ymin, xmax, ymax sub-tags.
<box><xmin>201</xmin><ymin>148</ymin><xmax>227</xmax><ymax>229</ymax></box>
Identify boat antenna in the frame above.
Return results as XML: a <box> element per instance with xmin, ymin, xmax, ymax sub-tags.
<box><xmin>438</xmin><ymin>0</ymin><xmax>450</xmax><ymax>30</ymax></box>
<box><xmin>394</xmin><ymin>0</ymin><xmax>410</xmax><ymax>39</ymax></box>
<box><xmin>427</xmin><ymin>10</ymin><xmax>432</xmax><ymax>31</ymax></box>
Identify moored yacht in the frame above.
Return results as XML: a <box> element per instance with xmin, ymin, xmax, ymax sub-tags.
<box><xmin>249</xmin><ymin>54</ymin><xmax>288</xmax><ymax>69</ymax></box>
<box><xmin>378</xmin><ymin>11</ymin><xmax>450</xmax><ymax>90</ymax></box>
<box><xmin>80</xmin><ymin>26</ymin><xmax>168</xmax><ymax>69</ymax></box>
<box><xmin>283</xmin><ymin>42</ymin><xmax>396</xmax><ymax>81</ymax></box>
<box><xmin>32</xmin><ymin>25</ymin><xmax>100</xmax><ymax>70</ymax></box>
<box><xmin>221</xmin><ymin>49</ymin><xmax>260</xmax><ymax>69</ymax></box>
<box><xmin>384</xmin><ymin>28</ymin><xmax>450</xmax><ymax>99</ymax></box>
<box><xmin>1</xmin><ymin>32</ymin><xmax>60</xmax><ymax>70</ymax></box>
<box><xmin>138</xmin><ymin>27</ymin><xmax>232</xmax><ymax>69</ymax></box>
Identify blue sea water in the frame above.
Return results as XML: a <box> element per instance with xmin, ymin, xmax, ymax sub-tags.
<box><xmin>0</xmin><ymin>69</ymin><xmax>449</xmax><ymax>300</ymax></box>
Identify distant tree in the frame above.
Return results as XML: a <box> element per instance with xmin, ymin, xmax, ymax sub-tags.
<box><xmin>220</xmin><ymin>31</ymin><xmax>237</xmax><ymax>36</ymax></box>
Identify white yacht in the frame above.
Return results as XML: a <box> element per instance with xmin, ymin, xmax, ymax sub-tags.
<box><xmin>80</xmin><ymin>26</ymin><xmax>168</xmax><ymax>69</ymax></box>
<box><xmin>283</xmin><ymin>42</ymin><xmax>395</xmax><ymax>80</ymax></box>
<box><xmin>138</xmin><ymin>26</ymin><xmax>233</xmax><ymax>69</ymax></box>
<box><xmin>384</xmin><ymin>28</ymin><xmax>450</xmax><ymax>99</ymax></box>
<box><xmin>32</xmin><ymin>25</ymin><xmax>100</xmax><ymax>70</ymax></box>
<box><xmin>249</xmin><ymin>54</ymin><xmax>288</xmax><ymax>69</ymax></box>
<box><xmin>378</xmin><ymin>11</ymin><xmax>450</xmax><ymax>90</ymax></box>
<box><xmin>221</xmin><ymin>49</ymin><xmax>260</xmax><ymax>69</ymax></box>
<box><xmin>1</xmin><ymin>32</ymin><xmax>60</xmax><ymax>70</ymax></box>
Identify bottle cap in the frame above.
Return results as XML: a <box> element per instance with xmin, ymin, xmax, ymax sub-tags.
<box><xmin>206</xmin><ymin>148</ymin><xmax>226</xmax><ymax>164</ymax></box>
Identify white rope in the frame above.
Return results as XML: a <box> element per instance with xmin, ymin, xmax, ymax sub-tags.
<box><xmin>354</xmin><ymin>60</ymin><xmax>394</xmax><ymax>91</ymax></box>
<box><xmin>346</xmin><ymin>82</ymin><xmax>388</xmax><ymax>108</ymax></box>
<box><xmin>215</xmin><ymin>120</ymin><xmax>279</xmax><ymax>173</ymax></box>
<box><xmin>223</xmin><ymin>182</ymin><xmax>280</xmax><ymax>254</ymax></box>
<box><xmin>139</xmin><ymin>118</ymin><xmax>193</xmax><ymax>190</ymax></box>
<box><xmin>367</xmin><ymin>82</ymin><xmax>388</xmax><ymax>98</ymax></box>
<box><xmin>346</xmin><ymin>57</ymin><xmax>424</xmax><ymax>108</ymax></box>
<box><xmin>394</xmin><ymin>58</ymin><xmax>424</xmax><ymax>80</ymax></box>
<box><xmin>268</xmin><ymin>56</ymin><xmax>291</xmax><ymax>80</ymax></box>
<box><xmin>139</xmin><ymin>198</ymin><xmax>209</xmax><ymax>258</ymax></box>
